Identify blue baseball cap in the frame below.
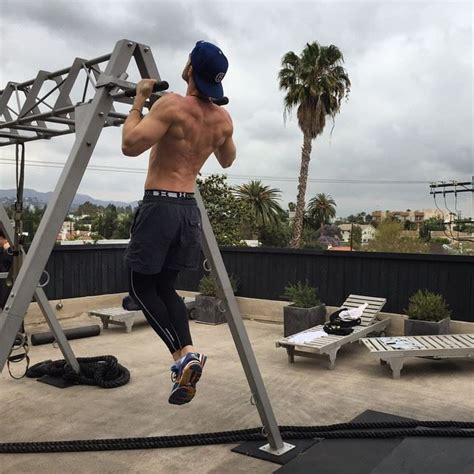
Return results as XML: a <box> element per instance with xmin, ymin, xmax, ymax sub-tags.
<box><xmin>190</xmin><ymin>41</ymin><xmax>228</xmax><ymax>100</ymax></box>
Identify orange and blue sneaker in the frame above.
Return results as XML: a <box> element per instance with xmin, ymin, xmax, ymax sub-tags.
<box><xmin>168</xmin><ymin>352</ymin><xmax>207</xmax><ymax>406</ymax></box>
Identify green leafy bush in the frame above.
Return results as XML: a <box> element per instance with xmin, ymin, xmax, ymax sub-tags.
<box><xmin>405</xmin><ymin>289</ymin><xmax>451</xmax><ymax>322</ymax></box>
<box><xmin>283</xmin><ymin>281</ymin><xmax>321</xmax><ymax>308</ymax></box>
<box><xmin>198</xmin><ymin>274</ymin><xmax>239</xmax><ymax>297</ymax></box>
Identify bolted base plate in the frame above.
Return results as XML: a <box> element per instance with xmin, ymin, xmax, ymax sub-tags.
<box><xmin>259</xmin><ymin>442</ymin><xmax>296</xmax><ymax>456</ymax></box>
<box><xmin>232</xmin><ymin>439</ymin><xmax>321</xmax><ymax>465</ymax></box>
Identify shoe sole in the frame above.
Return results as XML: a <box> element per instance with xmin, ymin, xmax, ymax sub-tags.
<box><xmin>168</xmin><ymin>385</ymin><xmax>196</xmax><ymax>405</ymax></box>
<box><xmin>168</xmin><ymin>355</ymin><xmax>207</xmax><ymax>406</ymax></box>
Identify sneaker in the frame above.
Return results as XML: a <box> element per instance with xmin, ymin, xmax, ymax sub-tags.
<box><xmin>168</xmin><ymin>352</ymin><xmax>207</xmax><ymax>406</ymax></box>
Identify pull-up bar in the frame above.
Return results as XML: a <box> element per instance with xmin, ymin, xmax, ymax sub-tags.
<box><xmin>0</xmin><ymin>39</ymin><xmax>293</xmax><ymax>459</ymax></box>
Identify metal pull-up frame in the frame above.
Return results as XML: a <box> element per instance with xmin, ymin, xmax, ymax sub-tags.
<box><xmin>0</xmin><ymin>39</ymin><xmax>293</xmax><ymax>456</ymax></box>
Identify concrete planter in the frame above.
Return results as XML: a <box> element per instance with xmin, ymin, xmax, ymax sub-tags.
<box><xmin>404</xmin><ymin>317</ymin><xmax>450</xmax><ymax>336</ymax></box>
<box><xmin>194</xmin><ymin>294</ymin><xmax>227</xmax><ymax>325</ymax></box>
<box><xmin>283</xmin><ymin>304</ymin><xmax>327</xmax><ymax>337</ymax></box>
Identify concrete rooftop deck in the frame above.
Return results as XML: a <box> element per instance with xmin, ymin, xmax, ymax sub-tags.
<box><xmin>1</xmin><ymin>314</ymin><xmax>473</xmax><ymax>474</ymax></box>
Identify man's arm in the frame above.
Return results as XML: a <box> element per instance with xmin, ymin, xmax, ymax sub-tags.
<box><xmin>214</xmin><ymin>111</ymin><xmax>236</xmax><ymax>168</ymax></box>
<box><xmin>214</xmin><ymin>133</ymin><xmax>236</xmax><ymax>169</ymax></box>
<box><xmin>122</xmin><ymin>80</ymin><xmax>178</xmax><ymax>157</ymax></box>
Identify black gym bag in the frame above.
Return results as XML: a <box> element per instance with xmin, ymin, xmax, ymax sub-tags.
<box><xmin>323</xmin><ymin>308</ymin><xmax>362</xmax><ymax>336</ymax></box>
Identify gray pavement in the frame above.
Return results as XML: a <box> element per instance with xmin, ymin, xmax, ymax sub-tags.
<box><xmin>1</xmin><ymin>315</ymin><xmax>473</xmax><ymax>473</ymax></box>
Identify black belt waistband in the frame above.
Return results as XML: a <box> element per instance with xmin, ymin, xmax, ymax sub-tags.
<box><xmin>144</xmin><ymin>190</ymin><xmax>195</xmax><ymax>199</ymax></box>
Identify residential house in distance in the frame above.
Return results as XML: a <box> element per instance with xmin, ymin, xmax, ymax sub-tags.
<box><xmin>372</xmin><ymin>208</ymin><xmax>450</xmax><ymax>229</ymax></box>
<box><xmin>56</xmin><ymin>221</ymin><xmax>92</xmax><ymax>242</ymax></box>
<box><xmin>338</xmin><ymin>223</ymin><xmax>376</xmax><ymax>245</ymax></box>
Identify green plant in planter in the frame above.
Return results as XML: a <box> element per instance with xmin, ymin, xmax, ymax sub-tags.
<box><xmin>405</xmin><ymin>290</ymin><xmax>451</xmax><ymax>322</ymax></box>
<box><xmin>198</xmin><ymin>274</ymin><xmax>239</xmax><ymax>297</ymax></box>
<box><xmin>283</xmin><ymin>281</ymin><xmax>321</xmax><ymax>308</ymax></box>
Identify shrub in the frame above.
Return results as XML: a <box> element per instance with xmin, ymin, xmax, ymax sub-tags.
<box><xmin>283</xmin><ymin>281</ymin><xmax>321</xmax><ymax>308</ymax></box>
<box><xmin>198</xmin><ymin>274</ymin><xmax>239</xmax><ymax>297</ymax></box>
<box><xmin>405</xmin><ymin>289</ymin><xmax>451</xmax><ymax>322</ymax></box>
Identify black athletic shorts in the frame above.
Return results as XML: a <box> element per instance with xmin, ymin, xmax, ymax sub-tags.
<box><xmin>124</xmin><ymin>193</ymin><xmax>202</xmax><ymax>274</ymax></box>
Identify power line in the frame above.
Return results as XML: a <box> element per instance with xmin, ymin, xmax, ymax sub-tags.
<box><xmin>0</xmin><ymin>158</ymin><xmax>432</xmax><ymax>185</ymax></box>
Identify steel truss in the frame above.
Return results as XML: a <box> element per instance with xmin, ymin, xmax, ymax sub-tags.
<box><xmin>0</xmin><ymin>39</ymin><xmax>292</xmax><ymax>455</ymax></box>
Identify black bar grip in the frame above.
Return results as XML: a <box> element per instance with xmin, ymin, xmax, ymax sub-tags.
<box><xmin>211</xmin><ymin>97</ymin><xmax>229</xmax><ymax>106</ymax></box>
<box><xmin>124</xmin><ymin>80</ymin><xmax>169</xmax><ymax>97</ymax></box>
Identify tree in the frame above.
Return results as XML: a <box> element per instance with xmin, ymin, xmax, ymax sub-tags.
<box><xmin>316</xmin><ymin>224</ymin><xmax>342</xmax><ymax>248</ymax></box>
<box><xmin>419</xmin><ymin>217</ymin><xmax>445</xmax><ymax>242</ymax></box>
<box><xmin>279</xmin><ymin>41</ymin><xmax>350</xmax><ymax>248</ymax></box>
<box><xmin>234</xmin><ymin>180</ymin><xmax>284</xmax><ymax>228</ymax></box>
<box><xmin>258</xmin><ymin>221</ymin><xmax>292</xmax><ymax>248</ymax></box>
<box><xmin>102</xmin><ymin>204</ymin><xmax>118</xmax><ymax>239</ymax></box>
<box><xmin>76</xmin><ymin>201</ymin><xmax>101</xmax><ymax>217</ymax></box>
<box><xmin>351</xmin><ymin>224</ymin><xmax>362</xmax><ymax>250</ymax></box>
<box><xmin>21</xmin><ymin>206</ymin><xmax>46</xmax><ymax>244</ymax></box>
<box><xmin>307</xmin><ymin>193</ymin><xmax>336</xmax><ymax>228</ymax></box>
<box><xmin>367</xmin><ymin>219</ymin><xmax>429</xmax><ymax>253</ymax></box>
<box><xmin>112</xmin><ymin>211</ymin><xmax>135</xmax><ymax>239</ymax></box>
<box><xmin>197</xmin><ymin>174</ymin><xmax>252</xmax><ymax>246</ymax></box>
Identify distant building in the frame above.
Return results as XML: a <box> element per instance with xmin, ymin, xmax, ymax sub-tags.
<box><xmin>338</xmin><ymin>223</ymin><xmax>376</xmax><ymax>244</ymax></box>
<box><xmin>56</xmin><ymin>221</ymin><xmax>92</xmax><ymax>241</ymax></box>
<box><xmin>371</xmin><ymin>209</ymin><xmax>450</xmax><ymax>229</ymax></box>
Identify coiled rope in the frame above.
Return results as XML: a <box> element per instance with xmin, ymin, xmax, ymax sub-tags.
<box><xmin>1</xmin><ymin>421</ymin><xmax>472</xmax><ymax>454</ymax></box>
<box><xmin>26</xmin><ymin>355</ymin><xmax>130</xmax><ymax>389</ymax></box>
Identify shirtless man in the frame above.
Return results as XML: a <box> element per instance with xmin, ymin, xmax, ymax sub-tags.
<box><xmin>122</xmin><ymin>41</ymin><xmax>236</xmax><ymax>405</ymax></box>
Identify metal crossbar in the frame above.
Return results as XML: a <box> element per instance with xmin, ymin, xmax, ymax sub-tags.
<box><xmin>0</xmin><ymin>40</ymin><xmax>290</xmax><ymax>455</ymax></box>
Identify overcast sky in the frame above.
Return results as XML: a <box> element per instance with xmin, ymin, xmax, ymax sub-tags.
<box><xmin>0</xmin><ymin>0</ymin><xmax>472</xmax><ymax>218</ymax></box>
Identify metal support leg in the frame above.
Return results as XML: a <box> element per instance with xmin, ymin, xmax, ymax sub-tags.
<box><xmin>0</xmin><ymin>40</ymin><xmax>138</xmax><ymax>373</ymax></box>
<box><xmin>33</xmin><ymin>288</ymin><xmax>80</xmax><ymax>372</ymax></box>
<box><xmin>0</xmin><ymin>204</ymin><xmax>80</xmax><ymax>372</ymax></box>
<box><xmin>195</xmin><ymin>188</ymin><xmax>294</xmax><ymax>456</ymax></box>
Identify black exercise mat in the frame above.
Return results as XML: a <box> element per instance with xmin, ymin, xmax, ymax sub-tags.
<box><xmin>371</xmin><ymin>437</ymin><xmax>474</xmax><ymax>474</ymax></box>
<box><xmin>274</xmin><ymin>410</ymin><xmax>413</xmax><ymax>474</ymax></box>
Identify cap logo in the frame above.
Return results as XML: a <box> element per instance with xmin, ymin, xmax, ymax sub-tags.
<box><xmin>215</xmin><ymin>72</ymin><xmax>225</xmax><ymax>83</ymax></box>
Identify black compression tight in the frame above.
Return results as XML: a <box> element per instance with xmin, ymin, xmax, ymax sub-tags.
<box><xmin>128</xmin><ymin>268</ymin><xmax>193</xmax><ymax>354</ymax></box>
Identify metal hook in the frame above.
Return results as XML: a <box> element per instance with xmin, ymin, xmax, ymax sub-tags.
<box><xmin>203</xmin><ymin>259</ymin><xmax>212</xmax><ymax>272</ymax></box>
<box><xmin>38</xmin><ymin>270</ymin><xmax>50</xmax><ymax>288</ymax></box>
<box><xmin>217</xmin><ymin>300</ymin><xmax>227</xmax><ymax>313</ymax></box>
<box><xmin>250</xmin><ymin>393</ymin><xmax>257</xmax><ymax>406</ymax></box>
<box><xmin>261</xmin><ymin>426</ymin><xmax>267</xmax><ymax>438</ymax></box>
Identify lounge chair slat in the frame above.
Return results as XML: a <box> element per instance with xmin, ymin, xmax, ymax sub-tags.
<box><xmin>439</xmin><ymin>335</ymin><xmax>465</xmax><ymax>348</ymax></box>
<box><xmin>453</xmin><ymin>334</ymin><xmax>474</xmax><ymax>346</ymax></box>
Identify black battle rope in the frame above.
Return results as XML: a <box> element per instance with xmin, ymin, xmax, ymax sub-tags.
<box><xmin>0</xmin><ymin>422</ymin><xmax>472</xmax><ymax>454</ymax></box>
<box><xmin>26</xmin><ymin>356</ymin><xmax>130</xmax><ymax>389</ymax></box>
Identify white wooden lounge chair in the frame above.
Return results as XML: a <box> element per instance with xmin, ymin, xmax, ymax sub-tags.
<box><xmin>276</xmin><ymin>295</ymin><xmax>388</xmax><ymax>369</ymax></box>
<box><xmin>361</xmin><ymin>334</ymin><xmax>474</xmax><ymax>379</ymax></box>
<box><xmin>89</xmin><ymin>296</ymin><xmax>196</xmax><ymax>333</ymax></box>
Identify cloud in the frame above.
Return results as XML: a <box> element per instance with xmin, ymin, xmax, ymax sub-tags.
<box><xmin>0</xmin><ymin>0</ymin><xmax>472</xmax><ymax>218</ymax></box>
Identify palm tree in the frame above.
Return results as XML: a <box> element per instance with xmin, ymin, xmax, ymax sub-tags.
<box><xmin>307</xmin><ymin>193</ymin><xmax>337</xmax><ymax>228</ymax></box>
<box><xmin>234</xmin><ymin>180</ymin><xmax>284</xmax><ymax>227</ymax></box>
<box><xmin>279</xmin><ymin>42</ymin><xmax>350</xmax><ymax>248</ymax></box>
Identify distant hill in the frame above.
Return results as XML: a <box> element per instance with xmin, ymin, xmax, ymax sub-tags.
<box><xmin>0</xmin><ymin>188</ymin><xmax>137</xmax><ymax>209</ymax></box>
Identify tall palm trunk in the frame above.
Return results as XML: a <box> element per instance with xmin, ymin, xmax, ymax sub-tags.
<box><xmin>290</xmin><ymin>133</ymin><xmax>312</xmax><ymax>248</ymax></box>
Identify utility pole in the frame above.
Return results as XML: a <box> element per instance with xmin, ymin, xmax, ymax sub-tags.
<box><xmin>430</xmin><ymin>179</ymin><xmax>474</xmax><ymax>242</ymax></box>
<box><xmin>350</xmin><ymin>222</ymin><xmax>353</xmax><ymax>251</ymax></box>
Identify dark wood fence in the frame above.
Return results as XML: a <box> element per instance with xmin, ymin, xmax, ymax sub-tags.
<box><xmin>44</xmin><ymin>245</ymin><xmax>474</xmax><ymax>323</ymax></box>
